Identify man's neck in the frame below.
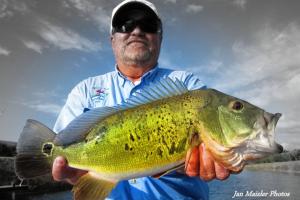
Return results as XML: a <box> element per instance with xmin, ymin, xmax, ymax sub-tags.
<box><xmin>117</xmin><ymin>63</ymin><xmax>156</xmax><ymax>83</ymax></box>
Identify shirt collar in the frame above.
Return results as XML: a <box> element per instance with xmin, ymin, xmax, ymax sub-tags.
<box><xmin>115</xmin><ymin>64</ymin><xmax>159</xmax><ymax>87</ymax></box>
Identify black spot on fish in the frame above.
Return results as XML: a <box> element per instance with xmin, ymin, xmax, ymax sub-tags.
<box><xmin>130</xmin><ymin>147</ymin><xmax>133</xmax><ymax>151</ymax></box>
<box><xmin>42</xmin><ymin>143</ymin><xmax>53</xmax><ymax>156</ymax></box>
<box><xmin>136</xmin><ymin>134</ymin><xmax>141</xmax><ymax>140</ymax></box>
<box><xmin>125</xmin><ymin>143</ymin><xmax>129</xmax><ymax>151</ymax></box>
<box><xmin>169</xmin><ymin>142</ymin><xmax>176</xmax><ymax>155</ymax></box>
<box><xmin>130</xmin><ymin>133</ymin><xmax>135</xmax><ymax>142</ymax></box>
<box><xmin>157</xmin><ymin>147</ymin><xmax>163</xmax><ymax>158</ymax></box>
<box><xmin>161</xmin><ymin>135</ymin><xmax>167</xmax><ymax>146</ymax></box>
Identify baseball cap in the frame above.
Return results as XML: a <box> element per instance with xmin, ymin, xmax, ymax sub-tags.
<box><xmin>110</xmin><ymin>0</ymin><xmax>161</xmax><ymax>34</ymax></box>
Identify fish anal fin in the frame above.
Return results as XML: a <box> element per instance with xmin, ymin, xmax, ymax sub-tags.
<box><xmin>72</xmin><ymin>172</ymin><xmax>116</xmax><ymax>200</ymax></box>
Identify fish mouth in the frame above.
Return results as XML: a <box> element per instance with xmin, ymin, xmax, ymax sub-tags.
<box><xmin>240</xmin><ymin>112</ymin><xmax>283</xmax><ymax>160</ymax></box>
<box><xmin>200</xmin><ymin>112</ymin><xmax>283</xmax><ymax>172</ymax></box>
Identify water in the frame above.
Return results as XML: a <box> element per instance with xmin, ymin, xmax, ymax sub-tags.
<box><xmin>208</xmin><ymin>171</ymin><xmax>300</xmax><ymax>200</ymax></box>
<box><xmin>4</xmin><ymin>171</ymin><xmax>300</xmax><ymax>200</ymax></box>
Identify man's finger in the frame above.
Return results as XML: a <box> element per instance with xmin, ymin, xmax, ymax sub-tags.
<box><xmin>52</xmin><ymin>156</ymin><xmax>69</xmax><ymax>181</ymax></box>
<box><xmin>52</xmin><ymin>156</ymin><xmax>87</xmax><ymax>185</ymax></box>
<box><xmin>214</xmin><ymin>161</ymin><xmax>230</xmax><ymax>180</ymax></box>
<box><xmin>199</xmin><ymin>143</ymin><xmax>215</xmax><ymax>181</ymax></box>
<box><xmin>185</xmin><ymin>147</ymin><xmax>199</xmax><ymax>177</ymax></box>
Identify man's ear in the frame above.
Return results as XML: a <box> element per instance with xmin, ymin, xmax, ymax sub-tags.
<box><xmin>110</xmin><ymin>34</ymin><xmax>116</xmax><ymax>52</ymax></box>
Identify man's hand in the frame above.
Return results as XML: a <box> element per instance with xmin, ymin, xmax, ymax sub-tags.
<box><xmin>52</xmin><ymin>156</ymin><xmax>88</xmax><ymax>185</ymax></box>
<box><xmin>185</xmin><ymin>143</ymin><xmax>230</xmax><ymax>181</ymax></box>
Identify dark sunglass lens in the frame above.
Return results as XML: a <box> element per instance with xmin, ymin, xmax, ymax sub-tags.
<box><xmin>114</xmin><ymin>18</ymin><xmax>161</xmax><ymax>34</ymax></box>
<box><xmin>139</xmin><ymin>19</ymin><xmax>160</xmax><ymax>33</ymax></box>
<box><xmin>114</xmin><ymin>20</ymin><xmax>135</xmax><ymax>33</ymax></box>
<box><xmin>122</xmin><ymin>20</ymin><xmax>136</xmax><ymax>33</ymax></box>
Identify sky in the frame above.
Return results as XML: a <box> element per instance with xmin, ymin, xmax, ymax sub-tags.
<box><xmin>0</xmin><ymin>0</ymin><xmax>299</xmax><ymax>150</ymax></box>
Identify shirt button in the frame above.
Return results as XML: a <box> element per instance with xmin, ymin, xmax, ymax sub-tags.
<box><xmin>130</xmin><ymin>179</ymin><xmax>137</xmax><ymax>184</ymax></box>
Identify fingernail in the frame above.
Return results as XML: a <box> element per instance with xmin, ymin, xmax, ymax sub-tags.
<box><xmin>200</xmin><ymin>143</ymin><xmax>205</xmax><ymax>150</ymax></box>
<box><xmin>54</xmin><ymin>157</ymin><xmax>65</xmax><ymax>166</ymax></box>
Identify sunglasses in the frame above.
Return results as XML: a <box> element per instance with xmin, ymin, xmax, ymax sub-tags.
<box><xmin>113</xmin><ymin>18</ymin><xmax>162</xmax><ymax>34</ymax></box>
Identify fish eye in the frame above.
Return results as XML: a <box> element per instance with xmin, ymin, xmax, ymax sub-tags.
<box><xmin>230</xmin><ymin>101</ymin><xmax>244</xmax><ymax>111</ymax></box>
<box><xmin>42</xmin><ymin>142</ymin><xmax>53</xmax><ymax>156</ymax></box>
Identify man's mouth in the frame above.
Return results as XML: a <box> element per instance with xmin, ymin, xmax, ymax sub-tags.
<box><xmin>127</xmin><ymin>40</ymin><xmax>148</xmax><ymax>46</ymax></box>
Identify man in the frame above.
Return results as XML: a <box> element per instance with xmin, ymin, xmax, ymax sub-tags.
<box><xmin>52</xmin><ymin>0</ymin><xmax>231</xmax><ymax>199</ymax></box>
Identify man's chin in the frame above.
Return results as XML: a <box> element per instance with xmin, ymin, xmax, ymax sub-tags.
<box><xmin>123</xmin><ymin>53</ymin><xmax>151</xmax><ymax>65</ymax></box>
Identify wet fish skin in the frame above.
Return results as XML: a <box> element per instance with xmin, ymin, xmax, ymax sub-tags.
<box><xmin>15</xmin><ymin>78</ymin><xmax>282</xmax><ymax>200</ymax></box>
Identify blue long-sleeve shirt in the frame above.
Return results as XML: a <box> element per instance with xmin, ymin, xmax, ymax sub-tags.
<box><xmin>53</xmin><ymin>65</ymin><xmax>209</xmax><ymax>200</ymax></box>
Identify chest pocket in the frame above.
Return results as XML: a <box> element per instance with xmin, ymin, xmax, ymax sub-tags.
<box><xmin>91</xmin><ymin>87</ymin><xmax>109</xmax><ymax>108</ymax></box>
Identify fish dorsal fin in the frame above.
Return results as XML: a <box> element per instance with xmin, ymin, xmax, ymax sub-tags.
<box><xmin>123</xmin><ymin>77</ymin><xmax>189</xmax><ymax>108</ymax></box>
<box><xmin>55</xmin><ymin>78</ymin><xmax>188</xmax><ymax>146</ymax></box>
<box><xmin>55</xmin><ymin>107</ymin><xmax>120</xmax><ymax>146</ymax></box>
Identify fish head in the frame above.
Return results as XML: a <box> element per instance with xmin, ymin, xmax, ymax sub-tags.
<box><xmin>235</xmin><ymin>112</ymin><xmax>283</xmax><ymax>160</ymax></box>
<box><xmin>198</xmin><ymin>89</ymin><xmax>282</xmax><ymax>171</ymax></box>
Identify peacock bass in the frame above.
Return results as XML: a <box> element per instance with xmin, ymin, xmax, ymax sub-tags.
<box><xmin>15</xmin><ymin>78</ymin><xmax>283</xmax><ymax>200</ymax></box>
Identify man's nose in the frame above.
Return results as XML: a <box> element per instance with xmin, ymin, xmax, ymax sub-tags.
<box><xmin>131</xmin><ymin>26</ymin><xmax>145</xmax><ymax>36</ymax></box>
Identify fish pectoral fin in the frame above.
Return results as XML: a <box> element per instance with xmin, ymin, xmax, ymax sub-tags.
<box><xmin>72</xmin><ymin>173</ymin><xmax>117</xmax><ymax>200</ymax></box>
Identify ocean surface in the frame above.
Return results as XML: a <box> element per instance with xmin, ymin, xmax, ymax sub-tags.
<box><xmin>4</xmin><ymin>170</ymin><xmax>300</xmax><ymax>200</ymax></box>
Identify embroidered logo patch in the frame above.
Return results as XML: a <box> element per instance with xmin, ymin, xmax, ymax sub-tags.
<box><xmin>91</xmin><ymin>87</ymin><xmax>109</xmax><ymax>101</ymax></box>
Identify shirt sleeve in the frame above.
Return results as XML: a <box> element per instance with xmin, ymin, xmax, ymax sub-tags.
<box><xmin>53</xmin><ymin>81</ymin><xmax>88</xmax><ymax>133</ymax></box>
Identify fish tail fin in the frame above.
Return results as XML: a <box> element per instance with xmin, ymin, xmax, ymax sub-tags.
<box><xmin>15</xmin><ymin>119</ymin><xmax>56</xmax><ymax>179</ymax></box>
<box><xmin>73</xmin><ymin>172</ymin><xmax>117</xmax><ymax>200</ymax></box>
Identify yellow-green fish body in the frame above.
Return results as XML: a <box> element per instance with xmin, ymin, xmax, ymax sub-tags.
<box><xmin>15</xmin><ymin>78</ymin><xmax>282</xmax><ymax>200</ymax></box>
<box><xmin>54</xmin><ymin>91</ymin><xmax>207</xmax><ymax>180</ymax></box>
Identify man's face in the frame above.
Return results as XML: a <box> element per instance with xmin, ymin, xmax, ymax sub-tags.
<box><xmin>111</xmin><ymin>11</ymin><xmax>162</xmax><ymax>67</ymax></box>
